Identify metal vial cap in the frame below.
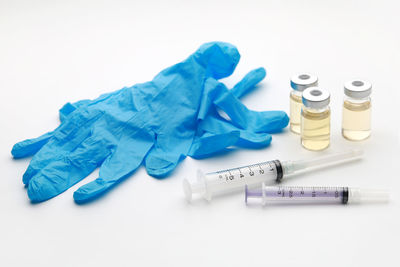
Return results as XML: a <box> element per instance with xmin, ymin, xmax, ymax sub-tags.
<box><xmin>290</xmin><ymin>73</ymin><xmax>318</xmax><ymax>91</ymax></box>
<box><xmin>302</xmin><ymin>87</ymin><xmax>330</xmax><ymax>109</ymax></box>
<box><xmin>344</xmin><ymin>80</ymin><xmax>372</xmax><ymax>99</ymax></box>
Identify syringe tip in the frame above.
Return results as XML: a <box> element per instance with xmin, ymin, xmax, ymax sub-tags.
<box><xmin>350</xmin><ymin>188</ymin><xmax>390</xmax><ymax>204</ymax></box>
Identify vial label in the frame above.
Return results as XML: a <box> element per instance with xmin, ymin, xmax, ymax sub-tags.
<box><xmin>289</xmin><ymin>93</ymin><xmax>302</xmax><ymax>134</ymax></box>
<box><xmin>301</xmin><ymin>108</ymin><xmax>330</xmax><ymax>151</ymax></box>
<box><xmin>342</xmin><ymin>100</ymin><xmax>371</xmax><ymax>141</ymax></box>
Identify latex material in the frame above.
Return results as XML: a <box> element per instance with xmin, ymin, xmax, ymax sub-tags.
<box><xmin>189</xmin><ymin>68</ymin><xmax>287</xmax><ymax>158</ymax></box>
<box><xmin>12</xmin><ymin>42</ymin><xmax>288</xmax><ymax>203</ymax></box>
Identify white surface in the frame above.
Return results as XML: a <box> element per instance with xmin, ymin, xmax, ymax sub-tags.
<box><xmin>1</xmin><ymin>1</ymin><xmax>399</xmax><ymax>266</ymax></box>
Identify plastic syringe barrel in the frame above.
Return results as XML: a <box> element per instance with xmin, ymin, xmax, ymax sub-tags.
<box><xmin>245</xmin><ymin>184</ymin><xmax>390</xmax><ymax>205</ymax></box>
<box><xmin>183</xmin><ymin>162</ymin><xmax>281</xmax><ymax>202</ymax></box>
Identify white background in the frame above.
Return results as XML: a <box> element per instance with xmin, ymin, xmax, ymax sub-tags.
<box><xmin>1</xmin><ymin>1</ymin><xmax>399</xmax><ymax>266</ymax></box>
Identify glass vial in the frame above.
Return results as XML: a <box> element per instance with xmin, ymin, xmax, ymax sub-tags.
<box><xmin>301</xmin><ymin>87</ymin><xmax>330</xmax><ymax>151</ymax></box>
<box><xmin>342</xmin><ymin>80</ymin><xmax>372</xmax><ymax>141</ymax></box>
<box><xmin>290</xmin><ymin>73</ymin><xmax>318</xmax><ymax>134</ymax></box>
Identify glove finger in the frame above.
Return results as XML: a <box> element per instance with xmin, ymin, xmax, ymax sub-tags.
<box><xmin>73</xmin><ymin>129</ymin><xmax>155</xmax><ymax>203</ymax></box>
<box><xmin>231</xmin><ymin>67</ymin><xmax>266</xmax><ymax>99</ymax></box>
<box><xmin>144</xmin><ymin>132</ymin><xmax>194</xmax><ymax>179</ymax></box>
<box><xmin>59</xmin><ymin>87</ymin><xmax>126</xmax><ymax>122</ymax></box>
<box><xmin>11</xmin><ymin>131</ymin><xmax>54</xmax><ymax>159</ymax></box>
<box><xmin>59</xmin><ymin>88</ymin><xmax>123</xmax><ymax>122</ymax></box>
<box><xmin>250</xmin><ymin>110</ymin><xmax>289</xmax><ymax>133</ymax></box>
<box><xmin>188</xmin><ymin>131</ymin><xmax>240</xmax><ymax>159</ymax></box>
<box><xmin>59</xmin><ymin>101</ymin><xmax>89</xmax><ymax>122</ymax></box>
<box><xmin>27</xmin><ymin>129</ymin><xmax>114</xmax><ymax>202</ymax></box>
<box><xmin>11</xmin><ymin>98</ymin><xmax>96</xmax><ymax>159</ymax></box>
<box><xmin>11</xmin><ymin>100</ymin><xmax>94</xmax><ymax>159</ymax></box>
<box><xmin>199</xmin><ymin>116</ymin><xmax>272</xmax><ymax>148</ymax></box>
<box><xmin>198</xmin><ymin>71</ymin><xmax>265</xmax><ymax>122</ymax></box>
<box><xmin>235</xmin><ymin>131</ymin><xmax>272</xmax><ymax>148</ymax></box>
<box><xmin>214</xmin><ymin>86</ymin><xmax>289</xmax><ymax>132</ymax></box>
<box><xmin>22</xmin><ymin>109</ymin><xmax>104</xmax><ymax>185</ymax></box>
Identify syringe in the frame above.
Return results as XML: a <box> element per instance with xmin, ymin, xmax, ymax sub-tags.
<box><xmin>246</xmin><ymin>184</ymin><xmax>389</xmax><ymax>205</ymax></box>
<box><xmin>183</xmin><ymin>149</ymin><xmax>363</xmax><ymax>202</ymax></box>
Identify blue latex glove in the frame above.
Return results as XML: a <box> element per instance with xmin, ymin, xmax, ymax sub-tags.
<box><xmin>60</xmin><ymin>68</ymin><xmax>287</xmax><ymax>159</ymax></box>
<box><xmin>29</xmin><ymin>68</ymin><xmax>288</xmax><ymax>159</ymax></box>
<box><xmin>12</xmin><ymin>42</ymin><xmax>288</xmax><ymax>203</ymax></box>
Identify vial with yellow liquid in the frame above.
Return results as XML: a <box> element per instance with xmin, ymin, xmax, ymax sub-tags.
<box><xmin>342</xmin><ymin>80</ymin><xmax>372</xmax><ymax>141</ymax></box>
<box><xmin>301</xmin><ymin>87</ymin><xmax>331</xmax><ymax>151</ymax></box>
<box><xmin>290</xmin><ymin>73</ymin><xmax>318</xmax><ymax>134</ymax></box>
